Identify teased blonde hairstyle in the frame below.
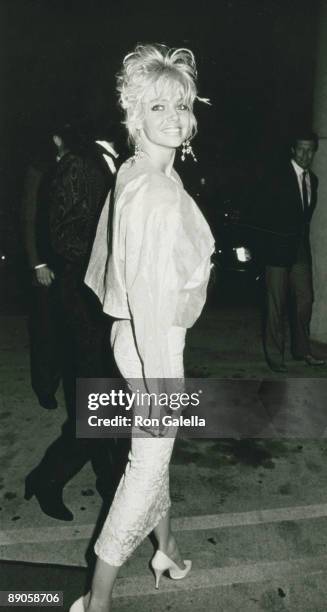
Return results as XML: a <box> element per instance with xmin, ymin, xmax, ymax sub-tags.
<box><xmin>117</xmin><ymin>44</ymin><xmax>204</xmax><ymax>145</ymax></box>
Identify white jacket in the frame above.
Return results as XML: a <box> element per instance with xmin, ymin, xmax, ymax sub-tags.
<box><xmin>85</xmin><ymin>155</ymin><xmax>215</xmax><ymax>380</ymax></box>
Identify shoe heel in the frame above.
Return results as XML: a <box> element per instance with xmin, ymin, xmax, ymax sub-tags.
<box><xmin>154</xmin><ymin>568</ymin><xmax>163</xmax><ymax>589</ymax></box>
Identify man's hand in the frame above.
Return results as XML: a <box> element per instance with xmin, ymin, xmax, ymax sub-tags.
<box><xmin>34</xmin><ymin>265</ymin><xmax>55</xmax><ymax>287</ymax></box>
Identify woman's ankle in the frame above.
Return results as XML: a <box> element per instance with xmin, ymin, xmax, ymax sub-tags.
<box><xmin>165</xmin><ymin>534</ymin><xmax>177</xmax><ymax>555</ymax></box>
<box><xmin>162</xmin><ymin>535</ymin><xmax>185</xmax><ymax>568</ymax></box>
<box><xmin>86</xmin><ymin>592</ymin><xmax>111</xmax><ymax>612</ymax></box>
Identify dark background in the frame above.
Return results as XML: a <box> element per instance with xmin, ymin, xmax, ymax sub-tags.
<box><xmin>0</xmin><ymin>0</ymin><xmax>320</xmax><ymax>258</ymax></box>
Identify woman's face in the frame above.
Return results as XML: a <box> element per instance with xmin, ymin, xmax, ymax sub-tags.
<box><xmin>138</xmin><ymin>83</ymin><xmax>192</xmax><ymax>152</ymax></box>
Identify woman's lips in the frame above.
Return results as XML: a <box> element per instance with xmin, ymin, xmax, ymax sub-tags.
<box><xmin>162</xmin><ymin>127</ymin><xmax>181</xmax><ymax>133</ymax></box>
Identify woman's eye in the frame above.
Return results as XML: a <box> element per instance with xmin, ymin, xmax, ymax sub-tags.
<box><xmin>151</xmin><ymin>104</ymin><xmax>164</xmax><ymax>111</ymax></box>
<box><xmin>177</xmin><ymin>104</ymin><xmax>189</xmax><ymax>111</ymax></box>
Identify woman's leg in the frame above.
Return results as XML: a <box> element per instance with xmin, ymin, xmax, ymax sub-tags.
<box><xmin>84</xmin><ymin>322</ymin><xmax>187</xmax><ymax>609</ymax></box>
<box><xmin>153</xmin><ymin>509</ymin><xmax>186</xmax><ymax>569</ymax></box>
<box><xmin>152</xmin><ymin>325</ymin><xmax>187</xmax><ymax>569</ymax></box>
<box><xmin>85</xmin><ymin>559</ymin><xmax>119</xmax><ymax>612</ymax></box>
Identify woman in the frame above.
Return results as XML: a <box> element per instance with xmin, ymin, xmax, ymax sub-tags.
<box><xmin>71</xmin><ymin>43</ymin><xmax>214</xmax><ymax>611</ymax></box>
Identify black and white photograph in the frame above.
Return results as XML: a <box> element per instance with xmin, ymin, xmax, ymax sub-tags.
<box><xmin>1</xmin><ymin>1</ymin><xmax>327</xmax><ymax>610</ymax></box>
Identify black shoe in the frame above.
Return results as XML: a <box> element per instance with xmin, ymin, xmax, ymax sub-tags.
<box><xmin>24</xmin><ymin>470</ymin><xmax>73</xmax><ymax>521</ymax></box>
<box><xmin>305</xmin><ymin>354</ymin><xmax>326</xmax><ymax>367</ymax></box>
<box><xmin>268</xmin><ymin>362</ymin><xmax>287</xmax><ymax>373</ymax></box>
<box><xmin>37</xmin><ymin>394</ymin><xmax>58</xmax><ymax>410</ymax></box>
<box><xmin>293</xmin><ymin>354</ymin><xmax>326</xmax><ymax>366</ymax></box>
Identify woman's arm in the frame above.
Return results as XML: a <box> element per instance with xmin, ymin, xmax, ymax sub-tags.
<box><xmin>124</xmin><ymin>191</ymin><xmax>181</xmax><ymax>387</ymax></box>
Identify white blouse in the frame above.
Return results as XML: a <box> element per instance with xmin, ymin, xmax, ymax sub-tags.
<box><xmin>85</xmin><ymin>155</ymin><xmax>215</xmax><ymax>380</ymax></box>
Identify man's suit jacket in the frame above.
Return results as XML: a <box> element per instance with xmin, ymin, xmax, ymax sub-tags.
<box><xmin>253</xmin><ymin>161</ymin><xmax>318</xmax><ymax>267</ymax></box>
<box><xmin>49</xmin><ymin>149</ymin><xmax>116</xmax><ymax>274</ymax></box>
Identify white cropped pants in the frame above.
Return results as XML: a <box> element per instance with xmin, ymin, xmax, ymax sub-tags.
<box><xmin>94</xmin><ymin>319</ymin><xmax>186</xmax><ymax>566</ymax></box>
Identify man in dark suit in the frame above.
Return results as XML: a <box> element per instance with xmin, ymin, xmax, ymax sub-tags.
<box><xmin>22</xmin><ymin>148</ymin><xmax>61</xmax><ymax>410</ymax></box>
<box><xmin>257</xmin><ymin>131</ymin><xmax>325</xmax><ymax>373</ymax></box>
<box><xmin>25</xmin><ymin>125</ymin><xmax>128</xmax><ymax>520</ymax></box>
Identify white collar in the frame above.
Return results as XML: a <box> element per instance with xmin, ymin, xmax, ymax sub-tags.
<box><xmin>291</xmin><ymin>159</ymin><xmax>309</xmax><ymax>177</ymax></box>
<box><xmin>95</xmin><ymin>140</ymin><xmax>119</xmax><ymax>158</ymax></box>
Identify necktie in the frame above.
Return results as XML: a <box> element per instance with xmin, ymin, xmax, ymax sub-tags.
<box><xmin>302</xmin><ymin>171</ymin><xmax>309</xmax><ymax>214</ymax></box>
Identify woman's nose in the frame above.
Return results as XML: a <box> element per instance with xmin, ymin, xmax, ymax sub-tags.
<box><xmin>168</xmin><ymin>107</ymin><xmax>179</xmax><ymax>120</ymax></box>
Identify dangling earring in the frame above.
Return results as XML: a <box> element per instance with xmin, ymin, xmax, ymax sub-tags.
<box><xmin>181</xmin><ymin>140</ymin><xmax>197</xmax><ymax>162</ymax></box>
<box><xmin>132</xmin><ymin>141</ymin><xmax>141</xmax><ymax>163</ymax></box>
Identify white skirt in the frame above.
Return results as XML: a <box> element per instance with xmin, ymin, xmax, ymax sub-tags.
<box><xmin>94</xmin><ymin>320</ymin><xmax>186</xmax><ymax>566</ymax></box>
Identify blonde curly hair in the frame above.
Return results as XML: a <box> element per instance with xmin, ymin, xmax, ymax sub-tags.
<box><xmin>117</xmin><ymin>44</ymin><xmax>203</xmax><ymax>145</ymax></box>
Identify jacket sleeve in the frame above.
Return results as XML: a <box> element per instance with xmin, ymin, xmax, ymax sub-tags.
<box><xmin>21</xmin><ymin>165</ymin><xmax>44</xmax><ymax>268</ymax></box>
<box><xmin>123</xmin><ymin>179</ymin><xmax>183</xmax><ymax>387</ymax></box>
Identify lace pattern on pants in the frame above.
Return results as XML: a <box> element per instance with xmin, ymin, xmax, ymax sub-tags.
<box><xmin>94</xmin><ymin>320</ymin><xmax>185</xmax><ymax>566</ymax></box>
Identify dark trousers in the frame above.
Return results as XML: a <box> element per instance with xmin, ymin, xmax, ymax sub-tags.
<box><xmin>28</xmin><ymin>283</ymin><xmax>61</xmax><ymax>401</ymax></box>
<box><xmin>33</xmin><ymin>264</ymin><xmax>129</xmax><ymax>496</ymax></box>
<box><xmin>264</xmin><ymin>257</ymin><xmax>313</xmax><ymax>365</ymax></box>
<box><xmin>28</xmin><ymin>273</ymin><xmax>114</xmax><ymax>397</ymax></box>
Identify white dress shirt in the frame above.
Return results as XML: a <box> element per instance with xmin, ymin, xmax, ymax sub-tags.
<box><xmin>291</xmin><ymin>159</ymin><xmax>311</xmax><ymax>208</ymax></box>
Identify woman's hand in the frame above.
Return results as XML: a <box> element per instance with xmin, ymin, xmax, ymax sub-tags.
<box><xmin>138</xmin><ymin>379</ymin><xmax>184</xmax><ymax>437</ymax></box>
<box><xmin>139</xmin><ymin>422</ymin><xmax>169</xmax><ymax>438</ymax></box>
<box><xmin>139</xmin><ymin>404</ymin><xmax>170</xmax><ymax>438</ymax></box>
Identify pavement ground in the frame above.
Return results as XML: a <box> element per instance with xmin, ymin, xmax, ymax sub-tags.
<box><xmin>1</xmin><ymin>294</ymin><xmax>327</xmax><ymax>611</ymax></box>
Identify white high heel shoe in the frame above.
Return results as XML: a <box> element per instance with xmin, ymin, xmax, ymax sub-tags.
<box><xmin>69</xmin><ymin>596</ymin><xmax>84</xmax><ymax>611</ymax></box>
<box><xmin>151</xmin><ymin>550</ymin><xmax>192</xmax><ymax>589</ymax></box>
